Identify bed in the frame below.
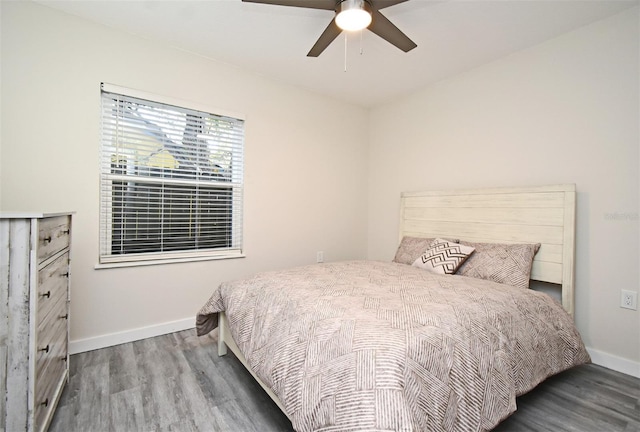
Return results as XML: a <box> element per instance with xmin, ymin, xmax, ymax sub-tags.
<box><xmin>196</xmin><ymin>184</ymin><xmax>590</xmax><ymax>431</ymax></box>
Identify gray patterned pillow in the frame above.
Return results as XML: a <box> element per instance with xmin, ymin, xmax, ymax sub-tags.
<box><xmin>456</xmin><ymin>241</ymin><xmax>541</xmax><ymax>289</ymax></box>
<box><xmin>412</xmin><ymin>239</ymin><xmax>475</xmax><ymax>275</ymax></box>
<box><xmin>393</xmin><ymin>236</ymin><xmax>459</xmax><ymax>265</ymax></box>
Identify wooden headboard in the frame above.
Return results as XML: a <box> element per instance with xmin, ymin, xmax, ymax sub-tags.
<box><xmin>399</xmin><ymin>184</ymin><xmax>576</xmax><ymax>316</ymax></box>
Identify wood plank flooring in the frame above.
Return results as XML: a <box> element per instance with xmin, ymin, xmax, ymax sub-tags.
<box><xmin>50</xmin><ymin>329</ymin><xmax>640</xmax><ymax>432</ymax></box>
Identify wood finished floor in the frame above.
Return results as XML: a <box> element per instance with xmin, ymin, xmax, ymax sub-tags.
<box><xmin>50</xmin><ymin>329</ymin><xmax>640</xmax><ymax>432</ymax></box>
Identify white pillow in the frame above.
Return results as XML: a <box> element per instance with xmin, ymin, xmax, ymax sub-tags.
<box><xmin>412</xmin><ymin>238</ymin><xmax>475</xmax><ymax>275</ymax></box>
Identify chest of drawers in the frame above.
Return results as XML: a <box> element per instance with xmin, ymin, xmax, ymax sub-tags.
<box><xmin>1</xmin><ymin>213</ymin><xmax>72</xmax><ymax>432</ymax></box>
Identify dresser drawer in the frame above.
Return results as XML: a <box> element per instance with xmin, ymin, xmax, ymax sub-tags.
<box><xmin>35</xmin><ymin>308</ymin><xmax>67</xmax><ymax>381</ymax></box>
<box><xmin>33</xmin><ymin>368</ymin><xmax>67</xmax><ymax>432</ymax></box>
<box><xmin>36</xmin><ymin>290</ymin><xmax>68</xmax><ymax>351</ymax></box>
<box><xmin>36</xmin><ymin>252</ymin><xmax>69</xmax><ymax>326</ymax></box>
<box><xmin>37</xmin><ymin>215</ymin><xmax>71</xmax><ymax>263</ymax></box>
<box><xmin>33</xmin><ymin>320</ymin><xmax>67</xmax><ymax>432</ymax></box>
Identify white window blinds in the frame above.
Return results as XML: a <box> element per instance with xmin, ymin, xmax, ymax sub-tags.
<box><xmin>99</xmin><ymin>84</ymin><xmax>244</xmax><ymax>265</ymax></box>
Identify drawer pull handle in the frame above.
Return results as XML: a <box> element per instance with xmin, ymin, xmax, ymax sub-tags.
<box><xmin>62</xmin><ymin>229</ymin><xmax>70</xmax><ymax>234</ymax></box>
<box><xmin>39</xmin><ymin>345</ymin><xmax>50</xmax><ymax>353</ymax></box>
<box><xmin>41</xmin><ymin>398</ymin><xmax>49</xmax><ymax>407</ymax></box>
<box><xmin>62</xmin><ymin>272</ymin><xmax>69</xmax><ymax>278</ymax></box>
<box><xmin>60</xmin><ymin>313</ymin><xmax>68</xmax><ymax>320</ymax></box>
<box><xmin>43</xmin><ymin>236</ymin><xmax>52</xmax><ymax>244</ymax></box>
<box><xmin>41</xmin><ymin>291</ymin><xmax>51</xmax><ymax>298</ymax></box>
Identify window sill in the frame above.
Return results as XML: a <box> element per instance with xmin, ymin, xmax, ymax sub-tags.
<box><xmin>94</xmin><ymin>253</ymin><xmax>246</xmax><ymax>270</ymax></box>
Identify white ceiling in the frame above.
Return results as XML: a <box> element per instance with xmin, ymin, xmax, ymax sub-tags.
<box><xmin>36</xmin><ymin>0</ymin><xmax>638</xmax><ymax>107</ymax></box>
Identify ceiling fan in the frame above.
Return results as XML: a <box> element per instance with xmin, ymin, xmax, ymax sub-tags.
<box><xmin>242</xmin><ymin>0</ymin><xmax>417</xmax><ymax>57</ymax></box>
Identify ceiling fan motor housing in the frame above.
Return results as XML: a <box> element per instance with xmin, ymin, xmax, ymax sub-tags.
<box><xmin>336</xmin><ymin>0</ymin><xmax>373</xmax><ymax>14</ymax></box>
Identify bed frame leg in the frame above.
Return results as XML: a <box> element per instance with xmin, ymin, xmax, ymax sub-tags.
<box><xmin>218</xmin><ymin>312</ymin><xmax>228</xmax><ymax>357</ymax></box>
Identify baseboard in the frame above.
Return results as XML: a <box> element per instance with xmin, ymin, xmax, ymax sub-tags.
<box><xmin>69</xmin><ymin>317</ymin><xmax>195</xmax><ymax>354</ymax></box>
<box><xmin>587</xmin><ymin>347</ymin><xmax>640</xmax><ymax>378</ymax></box>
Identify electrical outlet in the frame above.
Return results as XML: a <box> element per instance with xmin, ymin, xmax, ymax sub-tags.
<box><xmin>621</xmin><ymin>290</ymin><xmax>638</xmax><ymax>310</ymax></box>
<box><xmin>316</xmin><ymin>251</ymin><xmax>324</xmax><ymax>263</ymax></box>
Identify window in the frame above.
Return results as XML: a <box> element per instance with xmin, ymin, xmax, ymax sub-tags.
<box><xmin>99</xmin><ymin>83</ymin><xmax>244</xmax><ymax>266</ymax></box>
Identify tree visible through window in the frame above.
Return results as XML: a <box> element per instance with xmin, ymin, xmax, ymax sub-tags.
<box><xmin>99</xmin><ymin>84</ymin><xmax>244</xmax><ymax>264</ymax></box>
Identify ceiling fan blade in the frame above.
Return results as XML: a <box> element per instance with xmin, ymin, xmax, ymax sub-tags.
<box><xmin>368</xmin><ymin>9</ymin><xmax>417</xmax><ymax>52</ymax></box>
<box><xmin>241</xmin><ymin>0</ymin><xmax>335</xmax><ymax>10</ymax></box>
<box><xmin>370</xmin><ymin>0</ymin><xmax>409</xmax><ymax>10</ymax></box>
<box><xmin>307</xmin><ymin>19</ymin><xmax>342</xmax><ymax>57</ymax></box>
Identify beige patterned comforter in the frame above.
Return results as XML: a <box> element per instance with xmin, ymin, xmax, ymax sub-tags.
<box><xmin>196</xmin><ymin>261</ymin><xmax>590</xmax><ymax>432</ymax></box>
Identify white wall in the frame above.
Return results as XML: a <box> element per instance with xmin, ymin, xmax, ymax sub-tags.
<box><xmin>368</xmin><ymin>8</ymin><xmax>639</xmax><ymax>371</ymax></box>
<box><xmin>0</xmin><ymin>2</ymin><xmax>368</xmax><ymax>348</ymax></box>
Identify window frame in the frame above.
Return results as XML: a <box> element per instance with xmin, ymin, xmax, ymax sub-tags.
<box><xmin>97</xmin><ymin>83</ymin><xmax>245</xmax><ymax>268</ymax></box>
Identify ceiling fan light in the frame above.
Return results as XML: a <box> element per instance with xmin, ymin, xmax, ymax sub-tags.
<box><xmin>335</xmin><ymin>0</ymin><xmax>372</xmax><ymax>32</ymax></box>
